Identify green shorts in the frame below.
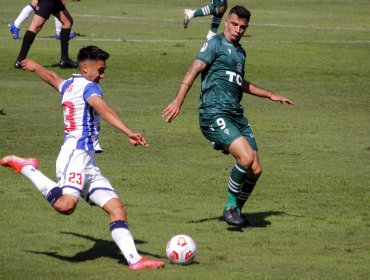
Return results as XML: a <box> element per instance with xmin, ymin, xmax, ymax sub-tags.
<box><xmin>199</xmin><ymin>113</ymin><xmax>258</xmax><ymax>153</ymax></box>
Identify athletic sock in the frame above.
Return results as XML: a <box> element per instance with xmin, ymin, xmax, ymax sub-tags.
<box><xmin>21</xmin><ymin>165</ymin><xmax>62</xmax><ymax>205</ymax></box>
<box><xmin>210</xmin><ymin>15</ymin><xmax>223</xmax><ymax>33</ymax></box>
<box><xmin>237</xmin><ymin>178</ymin><xmax>257</xmax><ymax>212</ymax></box>
<box><xmin>17</xmin><ymin>30</ymin><xmax>36</xmax><ymax>61</ymax></box>
<box><xmin>14</xmin><ymin>4</ymin><xmax>35</xmax><ymax>28</ymax></box>
<box><xmin>60</xmin><ymin>28</ymin><xmax>71</xmax><ymax>60</ymax></box>
<box><xmin>110</xmin><ymin>220</ymin><xmax>141</xmax><ymax>265</ymax></box>
<box><xmin>194</xmin><ymin>5</ymin><xmax>218</xmax><ymax>17</ymax></box>
<box><xmin>225</xmin><ymin>163</ymin><xmax>249</xmax><ymax>210</ymax></box>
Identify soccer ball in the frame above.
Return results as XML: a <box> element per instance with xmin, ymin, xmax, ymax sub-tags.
<box><xmin>166</xmin><ymin>234</ymin><xmax>197</xmax><ymax>264</ymax></box>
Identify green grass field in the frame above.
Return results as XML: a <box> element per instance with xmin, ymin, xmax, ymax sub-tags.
<box><xmin>1</xmin><ymin>0</ymin><xmax>369</xmax><ymax>279</ymax></box>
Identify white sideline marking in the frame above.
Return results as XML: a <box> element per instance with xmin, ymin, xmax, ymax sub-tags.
<box><xmin>71</xmin><ymin>13</ymin><xmax>370</xmax><ymax>32</ymax></box>
<box><xmin>1</xmin><ymin>36</ymin><xmax>370</xmax><ymax>44</ymax></box>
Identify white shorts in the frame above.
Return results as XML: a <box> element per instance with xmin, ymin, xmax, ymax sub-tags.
<box><xmin>56</xmin><ymin>149</ymin><xmax>118</xmax><ymax>208</ymax></box>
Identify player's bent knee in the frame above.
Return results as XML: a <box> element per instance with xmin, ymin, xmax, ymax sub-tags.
<box><xmin>52</xmin><ymin>195</ymin><xmax>78</xmax><ymax>215</ymax></box>
<box><xmin>103</xmin><ymin>198</ymin><xmax>127</xmax><ymax>221</ymax></box>
<box><xmin>218</xmin><ymin>6</ymin><xmax>227</xmax><ymax>15</ymax></box>
<box><xmin>237</xmin><ymin>156</ymin><xmax>254</xmax><ymax>169</ymax></box>
<box><xmin>254</xmin><ymin>167</ymin><xmax>262</xmax><ymax>178</ymax></box>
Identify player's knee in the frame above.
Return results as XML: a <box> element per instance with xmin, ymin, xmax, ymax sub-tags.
<box><xmin>103</xmin><ymin>198</ymin><xmax>127</xmax><ymax>221</ymax></box>
<box><xmin>237</xmin><ymin>153</ymin><xmax>254</xmax><ymax>168</ymax></box>
<box><xmin>53</xmin><ymin>196</ymin><xmax>77</xmax><ymax>215</ymax></box>
<box><xmin>110</xmin><ymin>204</ymin><xmax>127</xmax><ymax>221</ymax></box>
<box><xmin>253</xmin><ymin>166</ymin><xmax>262</xmax><ymax>178</ymax></box>
<box><xmin>54</xmin><ymin>204</ymin><xmax>76</xmax><ymax>215</ymax></box>
<box><xmin>56</xmin><ymin>206</ymin><xmax>76</xmax><ymax>215</ymax></box>
<box><xmin>218</xmin><ymin>6</ymin><xmax>227</xmax><ymax>15</ymax></box>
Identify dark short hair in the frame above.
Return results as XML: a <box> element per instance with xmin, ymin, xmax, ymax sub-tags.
<box><xmin>77</xmin><ymin>45</ymin><xmax>110</xmax><ymax>62</ymax></box>
<box><xmin>228</xmin><ymin>5</ymin><xmax>251</xmax><ymax>21</ymax></box>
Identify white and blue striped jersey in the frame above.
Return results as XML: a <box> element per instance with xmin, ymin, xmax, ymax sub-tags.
<box><xmin>58</xmin><ymin>74</ymin><xmax>103</xmax><ymax>152</ymax></box>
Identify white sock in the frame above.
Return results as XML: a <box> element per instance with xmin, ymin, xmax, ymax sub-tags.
<box><xmin>14</xmin><ymin>5</ymin><xmax>35</xmax><ymax>29</ymax></box>
<box><xmin>111</xmin><ymin>226</ymin><xmax>141</xmax><ymax>264</ymax></box>
<box><xmin>54</xmin><ymin>17</ymin><xmax>62</xmax><ymax>35</ymax></box>
<box><xmin>206</xmin><ymin>30</ymin><xmax>217</xmax><ymax>40</ymax></box>
<box><xmin>21</xmin><ymin>165</ymin><xmax>58</xmax><ymax>197</ymax></box>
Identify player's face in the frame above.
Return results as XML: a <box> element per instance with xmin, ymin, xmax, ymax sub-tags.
<box><xmin>82</xmin><ymin>60</ymin><xmax>107</xmax><ymax>84</ymax></box>
<box><xmin>224</xmin><ymin>13</ymin><xmax>249</xmax><ymax>43</ymax></box>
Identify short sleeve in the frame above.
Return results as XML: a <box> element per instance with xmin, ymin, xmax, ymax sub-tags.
<box><xmin>83</xmin><ymin>83</ymin><xmax>103</xmax><ymax>101</ymax></box>
<box><xmin>196</xmin><ymin>38</ymin><xmax>219</xmax><ymax>66</ymax></box>
<box><xmin>59</xmin><ymin>79</ymin><xmax>68</xmax><ymax>93</ymax></box>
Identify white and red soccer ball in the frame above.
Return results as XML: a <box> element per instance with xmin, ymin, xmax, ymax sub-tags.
<box><xmin>166</xmin><ymin>234</ymin><xmax>197</xmax><ymax>264</ymax></box>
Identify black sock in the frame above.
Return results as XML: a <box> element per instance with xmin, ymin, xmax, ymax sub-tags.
<box><xmin>60</xmin><ymin>28</ymin><xmax>71</xmax><ymax>61</ymax></box>
<box><xmin>17</xmin><ymin>30</ymin><xmax>36</xmax><ymax>61</ymax></box>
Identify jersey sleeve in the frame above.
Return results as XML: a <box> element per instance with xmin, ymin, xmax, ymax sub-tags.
<box><xmin>83</xmin><ymin>83</ymin><xmax>103</xmax><ymax>101</ymax></box>
<box><xmin>196</xmin><ymin>38</ymin><xmax>219</xmax><ymax>65</ymax></box>
<box><xmin>58</xmin><ymin>79</ymin><xmax>68</xmax><ymax>94</ymax></box>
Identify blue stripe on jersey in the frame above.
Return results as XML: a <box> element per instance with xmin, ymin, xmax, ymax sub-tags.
<box><xmin>76</xmin><ymin>83</ymin><xmax>103</xmax><ymax>150</ymax></box>
<box><xmin>83</xmin><ymin>83</ymin><xmax>103</xmax><ymax>100</ymax></box>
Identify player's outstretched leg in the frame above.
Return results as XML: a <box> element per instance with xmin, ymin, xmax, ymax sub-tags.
<box><xmin>128</xmin><ymin>257</ymin><xmax>165</xmax><ymax>270</ymax></box>
<box><xmin>0</xmin><ymin>155</ymin><xmax>39</xmax><ymax>173</ymax></box>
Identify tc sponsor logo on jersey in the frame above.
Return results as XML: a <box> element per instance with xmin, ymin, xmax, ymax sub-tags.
<box><xmin>226</xmin><ymin>71</ymin><xmax>243</xmax><ymax>86</ymax></box>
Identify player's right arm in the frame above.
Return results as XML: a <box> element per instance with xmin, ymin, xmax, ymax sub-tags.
<box><xmin>21</xmin><ymin>59</ymin><xmax>65</xmax><ymax>91</ymax></box>
<box><xmin>162</xmin><ymin>59</ymin><xmax>206</xmax><ymax>123</ymax></box>
<box><xmin>87</xmin><ymin>95</ymin><xmax>148</xmax><ymax>147</ymax></box>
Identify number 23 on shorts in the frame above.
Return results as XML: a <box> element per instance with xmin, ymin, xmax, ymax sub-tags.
<box><xmin>68</xmin><ymin>172</ymin><xmax>82</xmax><ymax>185</ymax></box>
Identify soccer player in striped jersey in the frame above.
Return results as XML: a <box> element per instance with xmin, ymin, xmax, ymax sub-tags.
<box><xmin>1</xmin><ymin>45</ymin><xmax>165</xmax><ymax>270</ymax></box>
<box><xmin>163</xmin><ymin>6</ymin><xmax>294</xmax><ymax>227</ymax></box>
<box><xmin>183</xmin><ymin>0</ymin><xmax>228</xmax><ymax>40</ymax></box>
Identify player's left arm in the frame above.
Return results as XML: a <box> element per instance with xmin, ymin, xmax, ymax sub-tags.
<box><xmin>242</xmin><ymin>80</ymin><xmax>294</xmax><ymax>105</ymax></box>
<box><xmin>87</xmin><ymin>95</ymin><xmax>148</xmax><ymax>147</ymax></box>
<box><xmin>21</xmin><ymin>59</ymin><xmax>65</xmax><ymax>91</ymax></box>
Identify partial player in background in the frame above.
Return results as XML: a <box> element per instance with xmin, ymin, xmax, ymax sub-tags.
<box><xmin>163</xmin><ymin>6</ymin><xmax>294</xmax><ymax>227</ymax></box>
<box><xmin>13</xmin><ymin>0</ymin><xmax>77</xmax><ymax>69</ymax></box>
<box><xmin>183</xmin><ymin>0</ymin><xmax>227</xmax><ymax>40</ymax></box>
<box><xmin>1</xmin><ymin>45</ymin><xmax>165</xmax><ymax>270</ymax></box>
<box><xmin>8</xmin><ymin>0</ymin><xmax>78</xmax><ymax>40</ymax></box>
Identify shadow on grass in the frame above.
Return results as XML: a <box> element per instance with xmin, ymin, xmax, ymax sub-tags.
<box><xmin>188</xmin><ymin>210</ymin><xmax>287</xmax><ymax>231</ymax></box>
<box><xmin>25</xmin><ymin>231</ymin><xmax>165</xmax><ymax>264</ymax></box>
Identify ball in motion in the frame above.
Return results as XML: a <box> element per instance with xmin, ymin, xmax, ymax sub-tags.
<box><xmin>166</xmin><ymin>234</ymin><xmax>197</xmax><ymax>264</ymax></box>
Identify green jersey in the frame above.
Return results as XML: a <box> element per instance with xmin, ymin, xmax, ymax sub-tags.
<box><xmin>196</xmin><ymin>33</ymin><xmax>246</xmax><ymax>116</ymax></box>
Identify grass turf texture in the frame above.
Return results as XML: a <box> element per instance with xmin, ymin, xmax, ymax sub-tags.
<box><xmin>0</xmin><ymin>0</ymin><xmax>369</xmax><ymax>279</ymax></box>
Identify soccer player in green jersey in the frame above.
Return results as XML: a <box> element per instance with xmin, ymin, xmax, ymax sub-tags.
<box><xmin>163</xmin><ymin>5</ymin><xmax>294</xmax><ymax>226</ymax></box>
<box><xmin>183</xmin><ymin>0</ymin><xmax>228</xmax><ymax>40</ymax></box>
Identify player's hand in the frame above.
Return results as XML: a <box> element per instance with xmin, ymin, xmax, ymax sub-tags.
<box><xmin>20</xmin><ymin>59</ymin><xmax>40</xmax><ymax>72</ymax></box>
<box><xmin>128</xmin><ymin>133</ymin><xmax>149</xmax><ymax>147</ymax></box>
<box><xmin>162</xmin><ymin>100</ymin><xmax>182</xmax><ymax>123</ymax></box>
<box><xmin>270</xmin><ymin>94</ymin><xmax>294</xmax><ymax>105</ymax></box>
